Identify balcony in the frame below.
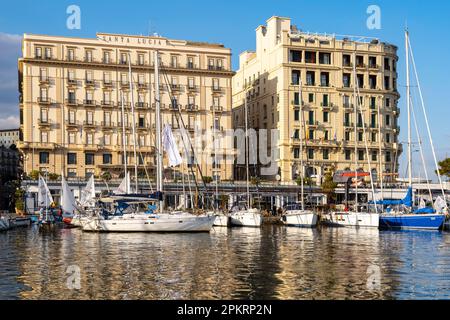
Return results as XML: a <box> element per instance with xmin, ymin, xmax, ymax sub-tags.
<box><xmin>320</xmin><ymin>102</ymin><xmax>334</xmax><ymax>111</ymax></box>
<box><xmin>84</xmin><ymin>145</ymin><xmax>98</xmax><ymax>152</ymax></box>
<box><xmin>186</xmin><ymin>104</ymin><xmax>198</xmax><ymax>112</ymax></box>
<box><xmin>39</xmin><ymin>76</ymin><xmax>50</xmax><ymax>85</ymax></box>
<box><xmin>343</xmin><ymin>104</ymin><xmax>354</xmax><ymax>111</ymax></box>
<box><xmin>369</xmin><ymin>64</ymin><xmax>379</xmax><ymax>70</ymax></box>
<box><xmin>344</xmin><ymin>122</ymin><xmax>354</xmax><ymax>130</ymax></box>
<box><xmin>65</xmin><ymin>99</ymin><xmax>79</xmax><ymax>106</ymax></box>
<box><xmin>83</xmin><ymin>100</ymin><xmax>96</xmax><ymax>107</ymax></box>
<box><xmin>307</xmin><ymin>121</ymin><xmax>320</xmax><ymax>128</ymax></box>
<box><xmin>37</xmin><ymin>97</ymin><xmax>52</xmax><ymax>105</ymax></box>
<box><xmin>210</xmin><ymin>105</ymin><xmax>224</xmax><ymax>112</ymax></box>
<box><xmin>101</xmin><ymin>121</ymin><xmax>115</xmax><ymax>129</ymax></box>
<box><xmin>85</xmin><ymin>80</ymin><xmax>95</xmax><ymax>87</ymax></box>
<box><xmin>117</xmin><ymin>122</ymin><xmax>131</xmax><ymax>130</ymax></box>
<box><xmin>83</xmin><ymin>121</ymin><xmax>97</xmax><ymax>127</ymax></box>
<box><xmin>170</xmin><ymin>84</ymin><xmax>183</xmax><ymax>92</ymax></box>
<box><xmin>136</xmin><ymin>102</ymin><xmax>148</xmax><ymax>109</ymax></box>
<box><xmin>67</xmin><ymin>79</ymin><xmax>78</xmax><ymax>86</ymax></box>
<box><xmin>101</xmin><ymin>100</ymin><xmax>114</xmax><ymax>108</ymax></box>
<box><xmin>212</xmin><ymin>86</ymin><xmax>224</xmax><ymax>94</ymax></box>
<box><xmin>136</xmin><ymin>125</ymin><xmax>149</xmax><ymax>132</ymax></box>
<box><xmin>186</xmin><ymin>85</ymin><xmax>199</xmax><ymax>92</ymax></box>
<box><xmin>120</xmin><ymin>81</ymin><xmax>130</xmax><ymax>88</ymax></box>
<box><xmin>137</xmin><ymin>83</ymin><xmax>148</xmax><ymax>90</ymax></box>
<box><xmin>186</xmin><ymin>63</ymin><xmax>197</xmax><ymax>69</ymax></box>
<box><xmin>38</xmin><ymin>119</ymin><xmax>52</xmax><ymax>127</ymax></box>
<box><xmin>65</xmin><ymin>120</ymin><xmax>79</xmax><ymax>128</ymax></box>
<box><xmin>103</xmin><ymin>80</ymin><xmax>113</xmax><ymax>88</ymax></box>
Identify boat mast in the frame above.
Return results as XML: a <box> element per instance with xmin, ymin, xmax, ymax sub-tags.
<box><xmin>213</xmin><ymin>100</ymin><xmax>219</xmax><ymax>211</ymax></box>
<box><xmin>120</xmin><ymin>92</ymin><xmax>129</xmax><ymax>194</ymax></box>
<box><xmin>244</xmin><ymin>79</ymin><xmax>251</xmax><ymax>209</ymax></box>
<box><xmin>298</xmin><ymin>79</ymin><xmax>305</xmax><ymax>211</ymax></box>
<box><xmin>128</xmin><ymin>54</ymin><xmax>139</xmax><ymax>193</ymax></box>
<box><xmin>154</xmin><ymin>50</ymin><xmax>164</xmax><ymax>210</ymax></box>
<box><xmin>406</xmin><ymin>29</ymin><xmax>413</xmax><ymax>189</ymax></box>
<box><xmin>352</xmin><ymin>52</ymin><xmax>359</xmax><ymax>213</ymax></box>
<box><xmin>378</xmin><ymin>99</ymin><xmax>384</xmax><ymax>201</ymax></box>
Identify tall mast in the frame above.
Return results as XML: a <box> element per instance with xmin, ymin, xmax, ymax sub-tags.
<box><xmin>298</xmin><ymin>79</ymin><xmax>305</xmax><ymax>211</ymax></box>
<box><xmin>406</xmin><ymin>29</ymin><xmax>413</xmax><ymax>187</ymax></box>
<box><xmin>120</xmin><ymin>92</ymin><xmax>129</xmax><ymax>194</ymax></box>
<box><xmin>377</xmin><ymin>98</ymin><xmax>384</xmax><ymax>201</ymax></box>
<box><xmin>154</xmin><ymin>50</ymin><xmax>164</xmax><ymax>210</ymax></box>
<box><xmin>352</xmin><ymin>52</ymin><xmax>359</xmax><ymax>213</ymax></box>
<box><xmin>128</xmin><ymin>54</ymin><xmax>139</xmax><ymax>193</ymax></box>
<box><xmin>213</xmin><ymin>102</ymin><xmax>219</xmax><ymax>211</ymax></box>
<box><xmin>244</xmin><ymin>86</ymin><xmax>251</xmax><ymax>208</ymax></box>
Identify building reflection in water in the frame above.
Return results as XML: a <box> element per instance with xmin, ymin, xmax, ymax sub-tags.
<box><xmin>8</xmin><ymin>225</ymin><xmax>450</xmax><ymax>300</ymax></box>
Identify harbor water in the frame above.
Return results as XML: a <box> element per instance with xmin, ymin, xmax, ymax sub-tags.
<box><xmin>0</xmin><ymin>226</ymin><xmax>449</xmax><ymax>300</ymax></box>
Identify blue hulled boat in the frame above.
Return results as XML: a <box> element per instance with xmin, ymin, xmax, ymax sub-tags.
<box><xmin>375</xmin><ymin>188</ymin><xmax>446</xmax><ymax>230</ymax></box>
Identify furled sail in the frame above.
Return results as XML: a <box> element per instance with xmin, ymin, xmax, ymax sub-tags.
<box><xmin>162</xmin><ymin>124</ymin><xmax>182</xmax><ymax>167</ymax></box>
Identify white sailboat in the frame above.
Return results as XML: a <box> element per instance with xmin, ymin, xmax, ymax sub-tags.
<box><xmin>37</xmin><ymin>174</ymin><xmax>55</xmax><ymax>227</ymax></box>
<box><xmin>323</xmin><ymin>52</ymin><xmax>379</xmax><ymax>228</ymax></box>
<box><xmin>282</xmin><ymin>78</ymin><xmax>318</xmax><ymax>228</ymax></box>
<box><xmin>230</xmin><ymin>67</ymin><xmax>262</xmax><ymax>228</ymax></box>
<box><xmin>82</xmin><ymin>50</ymin><xmax>215</xmax><ymax>233</ymax></box>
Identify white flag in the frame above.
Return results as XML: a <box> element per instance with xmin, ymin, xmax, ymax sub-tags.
<box><xmin>38</xmin><ymin>175</ymin><xmax>53</xmax><ymax>207</ymax></box>
<box><xmin>163</xmin><ymin>124</ymin><xmax>182</xmax><ymax>167</ymax></box>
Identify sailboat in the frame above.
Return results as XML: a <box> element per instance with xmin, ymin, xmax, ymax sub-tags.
<box><xmin>282</xmin><ymin>79</ymin><xmax>318</xmax><ymax>228</ymax></box>
<box><xmin>378</xmin><ymin>30</ymin><xmax>447</xmax><ymax>230</ymax></box>
<box><xmin>82</xmin><ymin>50</ymin><xmax>215</xmax><ymax>233</ymax></box>
<box><xmin>37</xmin><ymin>174</ymin><xmax>55</xmax><ymax>228</ymax></box>
<box><xmin>230</xmin><ymin>69</ymin><xmax>262</xmax><ymax>228</ymax></box>
<box><xmin>323</xmin><ymin>52</ymin><xmax>379</xmax><ymax>228</ymax></box>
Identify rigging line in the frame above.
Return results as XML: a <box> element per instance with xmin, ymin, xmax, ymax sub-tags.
<box><xmin>410</xmin><ymin>92</ymin><xmax>432</xmax><ymax>201</ymax></box>
<box><xmin>159</xmin><ymin>67</ymin><xmax>214</xmax><ymax>210</ymax></box>
<box><xmin>408</xmin><ymin>37</ymin><xmax>447</xmax><ymax>206</ymax></box>
<box><xmin>355</xmin><ymin>70</ymin><xmax>378</xmax><ymax>215</ymax></box>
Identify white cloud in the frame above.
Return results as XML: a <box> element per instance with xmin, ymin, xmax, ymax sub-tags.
<box><xmin>0</xmin><ymin>116</ymin><xmax>19</xmax><ymax>130</ymax></box>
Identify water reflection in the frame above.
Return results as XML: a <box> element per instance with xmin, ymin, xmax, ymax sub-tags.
<box><xmin>0</xmin><ymin>226</ymin><xmax>449</xmax><ymax>300</ymax></box>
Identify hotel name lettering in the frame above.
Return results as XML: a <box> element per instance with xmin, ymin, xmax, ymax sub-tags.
<box><xmin>97</xmin><ymin>34</ymin><xmax>168</xmax><ymax>47</ymax></box>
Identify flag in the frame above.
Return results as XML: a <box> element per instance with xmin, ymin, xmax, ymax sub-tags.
<box><xmin>162</xmin><ymin>124</ymin><xmax>182</xmax><ymax>167</ymax></box>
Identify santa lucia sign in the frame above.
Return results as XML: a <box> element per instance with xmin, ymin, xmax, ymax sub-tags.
<box><xmin>97</xmin><ymin>33</ymin><xmax>169</xmax><ymax>47</ymax></box>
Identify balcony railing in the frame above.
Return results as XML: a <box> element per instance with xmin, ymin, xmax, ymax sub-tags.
<box><xmin>38</xmin><ymin>119</ymin><xmax>52</xmax><ymax>126</ymax></box>
<box><xmin>37</xmin><ymin>97</ymin><xmax>51</xmax><ymax>104</ymax></box>
<box><xmin>83</xmin><ymin>100</ymin><xmax>96</xmax><ymax>107</ymax></box>
<box><xmin>65</xmin><ymin>120</ymin><xmax>79</xmax><ymax>127</ymax></box>
<box><xmin>136</xmin><ymin>102</ymin><xmax>148</xmax><ymax>109</ymax></box>
<box><xmin>103</xmin><ymin>80</ymin><xmax>113</xmax><ymax>87</ymax></box>
<box><xmin>137</xmin><ymin>83</ymin><xmax>148</xmax><ymax>89</ymax></box>
<box><xmin>65</xmin><ymin>99</ymin><xmax>79</xmax><ymax>106</ymax></box>
<box><xmin>101</xmin><ymin>101</ymin><xmax>114</xmax><ymax>107</ymax></box>
<box><xmin>212</xmin><ymin>86</ymin><xmax>224</xmax><ymax>93</ymax></box>
<box><xmin>85</xmin><ymin>80</ymin><xmax>95</xmax><ymax>86</ymax></box>
<box><xmin>39</xmin><ymin>76</ymin><xmax>50</xmax><ymax>84</ymax></box>
<box><xmin>186</xmin><ymin>104</ymin><xmax>198</xmax><ymax>111</ymax></box>
<box><xmin>210</xmin><ymin>105</ymin><xmax>224</xmax><ymax>112</ymax></box>
<box><xmin>170</xmin><ymin>84</ymin><xmax>183</xmax><ymax>91</ymax></box>
<box><xmin>101</xmin><ymin>121</ymin><xmax>115</xmax><ymax>128</ymax></box>
<box><xmin>83</xmin><ymin>121</ymin><xmax>97</xmax><ymax>127</ymax></box>
<box><xmin>186</xmin><ymin>85</ymin><xmax>199</xmax><ymax>92</ymax></box>
<box><xmin>67</xmin><ymin>79</ymin><xmax>77</xmax><ymax>86</ymax></box>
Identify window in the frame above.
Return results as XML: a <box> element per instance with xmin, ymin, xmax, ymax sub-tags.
<box><xmin>102</xmin><ymin>154</ymin><xmax>112</xmax><ymax>165</ymax></box>
<box><xmin>35</xmin><ymin>47</ymin><xmax>42</xmax><ymax>59</ymax></box>
<box><xmin>305</xmin><ymin>51</ymin><xmax>316</xmax><ymax>64</ymax></box>
<box><xmin>343</xmin><ymin>73</ymin><xmax>351</xmax><ymax>88</ymax></box>
<box><xmin>385</xmin><ymin>133</ymin><xmax>391</xmax><ymax>143</ymax></box>
<box><xmin>294</xmin><ymin>109</ymin><xmax>300</xmax><ymax>121</ymax></box>
<box><xmin>86</xmin><ymin>133</ymin><xmax>94</xmax><ymax>145</ymax></box>
<box><xmin>293</xmin><ymin>129</ymin><xmax>300</xmax><ymax>139</ymax></box>
<box><xmin>345</xmin><ymin>131</ymin><xmax>351</xmax><ymax>141</ymax></box>
<box><xmin>291</xmin><ymin>70</ymin><xmax>300</xmax><ymax>85</ymax></box>
<box><xmin>371</xmin><ymin>114</ymin><xmax>377</xmax><ymax>128</ymax></box>
<box><xmin>103</xmin><ymin>51</ymin><xmax>110</xmax><ymax>64</ymax></box>
<box><xmin>384</xmin><ymin>76</ymin><xmax>390</xmax><ymax>90</ymax></box>
<box><xmin>86</xmin><ymin>71</ymin><xmax>93</xmax><ymax>83</ymax></box>
<box><xmin>319</xmin><ymin>52</ymin><xmax>331</xmax><ymax>65</ymax></box>
<box><xmin>187</xmin><ymin>57</ymin><xmax>194</xmax><ymax>69</ymax></box>
<box><xmin>104</xmin><ymin>134</ymin><xmax>111</xmax><ymax>146</ymax></box>
<box><xmin>356</xmin><ymin>55</ymin><xmax>364</xmax><ymax>67</ymax></box>
<box><xmin>293</xmin><ymin>148</ymin><xmax>300</xmax><ymax>159</ymax></box>
<box><xmin>139</xmin><ymin>116</ymin><xmax>145</xmax><ymax>128</ymax></box>
<box><xmin>68</xmin><ymin>110</ymin><xmax>76</xmax><ymax>124</ymax></box>
<box><xmin>308</xmin><ymin>129</ymin><xmax>314</xmax><ymax>140</ymax></box>
<box><xmin>40</xmin><ymin>108</ymin><xmax>48</xmax><ymax>123</ymax></box>
<box><xmin>306</xmin><ymin>71</ymin><xmax>315</xmax><ymax>86</ymax></box>
<box><xmin>323</xmin><ymin>111</ymin><xmax>329</xmax><ymax>123</ymax></box>
<box><xmin>345</xmin><ymin>150</ymin><xmax>351</xmax><ymax>161</ymax></box>
<box><xmin>213</xmin><ymin>96</ymin><xmax>220</xmax><ymax>107</ymax></box>
<box><xmin>386</xmin><ymin>98</ymin><xmax>391</xmax><ymax>108</ymax></box>
<box><xmin>322</xmin><ymin>94</ymin><xmax>329</xmax><ymax>107</ymax></box>
<box><xmin>45</xmin><ymin>47</ymin><xmax>52</xmax><ymax>59</ymax></box>
<box><xmin>293</xmin><ymin>92</ymin><xmax>300</xmax><ymax>106</ymax></box>
<box><xmin>217</xmin><ymin>59</ymin><xmax>223</xmax><ymax>70</ymax></box>
<box><xmin>320</xmin><ymin>72</ymin><xmax>329</xmax><ymax>87</ymax></box>
<box><xmin>370</xmin><ymin>97</ymin><xmax>376</xmax><ymax>109</ymax></box>
<box><xmin>171</xmin><ymin>55</ymin><xmax>178</xmax><ymax>68</ymax></box>
<box><xmin>68</xmin><ymin>169</ymin><xmax>77</xmax><ymax>178</ymax></box>
<box><xmin>385</xmin><ymin>151</ymin><xmax>392</xmax><ymax>162</ymax></box>
<box><xmin>357</xmin><ymin>74</ymin><xmax>364</xmax><ymax>88</ymax></box>
<box><xmin>308</xmin><ymin>149</ymin><xmax>314</xmax><ymax>160</ymax></box>
<box><xmin>40</xmin><ymin>68</ymin><xmax>48</xmax><ymax>82</ymax></box>
<box><xmin>41</xmin><ymin>131</ymin><xmax>48</xmax><ymax>143</ymax></box>
<box><xmin>372</xmin><ymin>151</ymin><xmax>378</xmax><ymax>162</ymax></box>
<box><xmin>188</xmin><ymin>77</ymin><xmax>195</xmax><ymax>89</ymax></box>
<box><xmin>309</xmin><ymin>111</ymin><xmax>314</xmax><ymax>125</ymax></box>
<box><xmin>344</xmin><ymin>113</ymin><xmax>351</xmax><ymax>126</ymax></box>
<box><xmin>369</xmin><ymin>56</ymin><xmax>377</xmax><ymax>68</ymax></box>
<box><xmin>138</xmin><ymin>54</ymin><xmax>144</xmax><ymax>65</ymax></box>
<box><xmin>343</xmin><ymin>95</ymin><xmax>350</xmax><ymax>107</ymax></box>
<box><xmin>68</xmin><ymin>70</ymin><xmax>75</xmax><ymax>82</ymax></box>
<box><xmin>39</xmin><ymin>152</ymin><xmax>49</xmax><ymax>164</ymax></box>
<box><xmin>323</xmin><ymin>149</ymin><xmax>329</xmax><ymax>160</ymax></box>
<box><xmin>212</xmin><ymin>78</ymin><xmax>220</xmax><ymax>90</ymax></box>
<box><xmin>121</xmin><ymin>53</ymin><xmax>128</xmax><ymax>64</ymax></box>
<box><xmin>40</xmin><ymin>87</ymin><xmax>48</xmax><ymax>101</ymax></box>
<box><xmin>358</xmin><ymin>132</ymin><xmax>363</xmax><ymax>142</ymax></box>
<box><xmin>385</xmin><ymin>115</ymin><xmax>391</xmax><ymax>126</ymax></box>
<box><xmin>103</xmin><ymin>112</ymin><xmax>111</xmax><ymax>126</ymax></box>
<box><xmin>188</xmin><ymin>96</ymin><xmax>195</xmax><ymax>107</ymax></box>
<box><xmin>208</xmin><ymin>58</ymin><xmax>215</xmax><ymax>70</ymax></box>
<box><xmin>290</xmin><ymin>50</ymin><xmax>302</xmax><ymax>62</ymax></box>
<box><xmin>308</xmin><ymin>93</ymin><xmax>314</xmax><ymax>103</ymax></box>
<box><xmin>68</xmin><ymin>132</ymin><xmax>76</xmax><ymax>144</ymax></box>
<box><xmin>85</xmin><ymin>50</ymin><xmax>92</xmax><ymax>62</ymax></box>
<box><xmin>67</xmin><ymin>153</ymin><xmax>77</xmax><ymax>165</ymax></box>
<box><xmin>85</xmin><ymin>153</ymin><xmax>95</xmax><ymax>165</ymax></box>
<box><xmin>343</xmin><ymin>54</ymin><xmax>351</xmax><ymax>67</ymax></box>
<box><xmin>358</xmin><ymin>150</ymin><xmax>365</xmax><ymax>161</ymax></box>
<box><xmin>371</xmin><ymin>132</ymin><xmax>377</xmax><ymax>143</ymax></box>
<box><xmin>369</xmin><ymin>75</ymin><xmax>377</xmax><ymax>89</ymax></box>
<box><xmin>384</xmin><ymin>58</ymin><xmax>391</xmax><ymax>71</ymax></box>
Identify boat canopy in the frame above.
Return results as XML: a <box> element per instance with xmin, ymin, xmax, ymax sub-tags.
<box><xmin>369</xmin><ymin>187</ymin><xmax>413</xmax><ymax>207</ymax></box>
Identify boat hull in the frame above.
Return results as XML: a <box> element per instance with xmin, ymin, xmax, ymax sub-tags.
<box><xmin>12</xmin><ymin>217</ymin><xmax>31</xmax><ymax>227</ymax></box>
<box><xmin>283</xmin><ymin>210</ymin><xmax>319</xmax><ymax>228</ymax></box>
<box><xmin>0</xmin><ymin>217</ymin><xmax>11</xmax><ymax>231</ymax></box>
<box><xmin>323</xmin><ymin>212</ymin><xmax>379</xmax><ymax>228</ymax></box>
<box><xmin>380</xmin><ymin>213</ymin><xmax>446</xmax><ymax>230</ymax></box>
<box><xmin>213</xmin><ymin>214</ymin><xmax>229</xmax><ymax>227</ymax></box>
<box><xmin>230</xmin><ymin>209</ymin><xmax>262</xmax><ymax>227</ymax></box>
<box><xmin>82</xmin><ymin>214</ymin><xmax>216</xmax><ymax>233</ymax></box>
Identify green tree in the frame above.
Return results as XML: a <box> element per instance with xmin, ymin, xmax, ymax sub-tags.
<box><xmin>202</xmin><ymin>176</ymin><xmax>213</xmax><ymax>184</ymax></box>
<box><xmin>436</xmin><ymin>158</ymin><xmax>450</xmax><ymax>178</ymax></box>
<box><xmin>29</xmin><ymin>170</ymin><xmax>40</xmax><ymax>180</ymax></box>
<box><xmin>321</xmin><ymin>169</ymin><xmax>338</xmax><ymax>204</ymax></box>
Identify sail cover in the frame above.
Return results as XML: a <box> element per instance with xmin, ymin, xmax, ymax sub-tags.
<box><xmin>61</xmin><ymin>176</ymin><xmax>77</xmax><ymax>215</ymax></box>
<box><xmin>370</xmin><ymin>187</ymin><xmax>413</xmax><ymax>207</ymax></box>
<box><xmin>38</xmin><ymin>175</ymin><xmax>53</xmax><ymax>207</ymax></box>
<box><xmin>162</xmin><ymin>124</ymin><xmax>182</xmax><ymax>167</ymax></box>
<box><xmin>80</xmin><ymin>175</ymin><xmax>96</xmax><ymax>207</ymax></box>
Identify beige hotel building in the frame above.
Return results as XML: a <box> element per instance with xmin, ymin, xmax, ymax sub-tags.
<box><xmin>18</xmin><ymin>33</ymin><xmax>234</xmax><ymax>180</ymax></box>
<box><xmin>233</xmin><ymin>16</ymin><xmax>402</xmax><ymax>183</ymax></box>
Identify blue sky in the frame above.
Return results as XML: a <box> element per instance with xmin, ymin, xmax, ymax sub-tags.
<box><xmin>0</xmin><ymin>0</ymin><xmax>449</xmax><ymax>180</ymax></box>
